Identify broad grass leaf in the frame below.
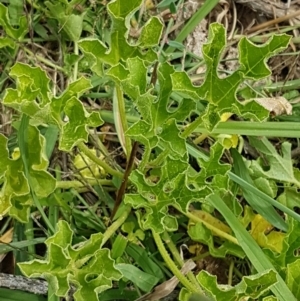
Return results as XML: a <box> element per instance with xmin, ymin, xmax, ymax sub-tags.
<box><xmin>206</xmin><ymin>193</ymin><xmax>297</xmax><ymax>301</ymax></box>
<box><xmin>231</xmin><ymin>148</ymin><xmax>287</xmax><ymax>231</ymax></box>
<box><xmin>116</xmin><ymin>263</ymin><xmax>160</xmax><ymax>292</ymax></box>
<box><xmin>126</xmin><ymin>243</ymin><xmax>164</xmax><ymax>280</ymax></box>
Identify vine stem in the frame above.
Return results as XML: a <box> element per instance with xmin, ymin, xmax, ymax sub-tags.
<box><xmin>101</xmin><ymin>205</ymin><xmax>131</xmax><ymax>247</ymax></box>
<box><xmin>152</xmin><ymin>230</ymin><xmax>198</xmax><ymax>294</ymax></box>
<box><xmin>56</xmin><ymin>179</ymin><xmax>113</xmax><ymax>189</ymax></box>
<box><xmin>162</xmin><ymin>232</ymin><xmax>203</xmax><ymax>292</ymax></box>
<box><xmin>23</xmin><ymin>47</ymin><xmax>66</xmax><ymax>73</ymax></box>
<box><xmin>181</xmin><ymin>115</ymin><xmax>204</xmax><ymax>139</ymax></box>
<box><xmin>77</xmin><ymin>142</ymin><xmax>123</xmax><ymax>178</ymax></box>
<box><xmin>173</xmin><ymin>205</ymin><xmax>239</xmax><ymax>245</ymax></box>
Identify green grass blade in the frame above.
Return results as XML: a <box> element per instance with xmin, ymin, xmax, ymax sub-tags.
<box><xmin>18</xmin><ymin>114</ymin><xmax>55</xmax><ymax>234</ymax></box>
<box><xmin>43</xmin><ymin>125</ymin><xmax>59</xmax><ymax>159</ymax></box>
<box><xmin>195</xmin><ymin>121</ymin><xmax>300</xmax><ymax>137</ymax></box>
<box><xmin>0</xmin><ymin>238</ymin><xmax>45</xmax><ymax>254</ymax></box>
<box><xmin>0</xmin><ymin>288</ymin><xmax>46</xmax><ymax>301</ymax></box>
<box><xmin>206</xmin><ymin>193</ymin><xmax>297</xmax><ymax>301</ymax></box>
<box><xmin>187</xmin><ymin>143</ymin><xmax>300</xmax><ymax>223</ymax></box>
<box><xmin>231</xmin><ymin>149</ymin><xmax>287</xmax><ymax>231</ymax></box>
<box><xmin>229</xmin><ymin>173</ymin><xmax>300</xmax><ymax>223</ymax></box>
<box><xmin>165</xmin><ymin>0</ymin><xmax>220</xmax><ymax>53</ymax></box>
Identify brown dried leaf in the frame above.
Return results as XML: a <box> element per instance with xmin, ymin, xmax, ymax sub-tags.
<box><xmin>254</xmin><ymin>96</ymin><xmax>292</xmax><ymax>116</ymax></box>
<box><xmin>135</xmin><ymin>260</ymin><xmax>196</xmax><ymax>301</ymax></box>
<box><xmin>0</xmin><ymin>228</ymin><xmax>13</xmax><ymax>263</ymax></box>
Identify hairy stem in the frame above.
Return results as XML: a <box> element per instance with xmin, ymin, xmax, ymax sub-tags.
<box><xmin>77</xmin><ymin>142</ymin><xmax>123</xmax><ymax>178</ymax></box>
<box><xmin>152</xmin><ymin>231</ymin><xmax>199</xmax><ymax>294</ymax></box>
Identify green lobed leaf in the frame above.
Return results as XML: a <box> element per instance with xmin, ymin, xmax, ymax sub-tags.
<box><xmin>138</xmin><ymin>17</ymin><xmax>164</xmax><ymax>48</ymax></box>
<box><xmin>206</xmin><ymin>193</ymin><xmax>297</xmax><ymax>301</ymax></box>
<box><xmin>264</xmin><ymin>218</ymin><xmax>300</xmax><ymax>272</ymax></box>
<box><xmin>248</xmin><ymin>137</ymin><xmax>300</xmax><ymax>186</ymax></box>
<box><xmin>18</xmin><ymin>220</ymin><xmax>122</xmax><ymax>301</ymax></box>
<box><xmin>3</xmin><ymin>63</ymin><xmax>52</xmax><ymax>121</ymax></box>
<box><xmin>45</xmin><ymin>1</ymin><xmax>85</xmax><ymax>41</ymax></box>
<box><xmin>125</xmin><ymin>156</ymin><xmax>210</xmax><ymax>233</ymax></box>
<box><xmin>194</xmin><ymin>142</ymin><xmax>231</xmax><ymax>190</ymax></box>
<box><xmin>59</xmin><ymin>97</ymin><xmax>103</xmax><ymax>151</ymax></box>
<box><xmin>0</xmin><ymin>2</ymin><xmax>27</xmax><ymax>41</ymax></box>
<box><xmin>3</xmin><ymin>63</ymin><xmax>102</xmax><ymax>151</ymax></box>
<box><xmin>78</xmin><ymin>0</ymin><xmax>159</xmax><ymax>74</ymax></box>
<box><xmin>171</xmin><ymin>23</ymin><xmax>290</xmax><ymax>130</ymax></box>
<box><xmin>239</xmin><ymin>34</ymin><xmax>291</xmax><ymax>79</ymax></box>
<box><xmin>0</xmin><ymin>124</ymin><xmax>55</xmax><ymax>222</ymax></box>
<box><xmin>277</xmin><ymin>187</ymin><xmax>300</xmax><ymax>211</ymax></box>
<box><xmin>194</xmin><ymin>269</ymin><xmax>277</xmax><ymax>301</ymax></box>
<box><xmin>188</xmin><ymin>221</ymin><xmax>244</xmax><ymax>258</ymax></box>
<box><xmin>125</xmin><ymin>62</ymin><xmax>195</xmax><ymax>166</ymax></box>
<box><xmin>286</xmin><ymin>259</ymin><xmax>300</xmax><ymax>299</ymax></box>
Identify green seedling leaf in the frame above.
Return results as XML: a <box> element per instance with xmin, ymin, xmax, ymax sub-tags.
<box><xmin>171</xmin><ymin>23</ymin><xmax>290</xmax><ymax>129</ymax></box>
<box><xmin>19</xmin><ymin>220</ymin><xmax>122</xmax><ymax>301</ymax></box>
<box><xmin>111</xmin><ymin>234</ymin><xmax>127</xmax><ymax>259</ymax></box>
<box><xmin>116</xmin><ymin>263</ymin><xmax>160</xmax><ymax>292</ymax></box>
<box><xmin>248</xmin><ymin>137</ymin><xmax>300</xmax><ymax>186</ymax></box>
<box><xmin>195</xmin><ymin>269</ymin><xmax>277</xmax><ymax>301</ymax></box>
<box><xmin>231</xmin><ymin>148</ymin><xmax>287</xmax><ymax>231</ymax></box>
